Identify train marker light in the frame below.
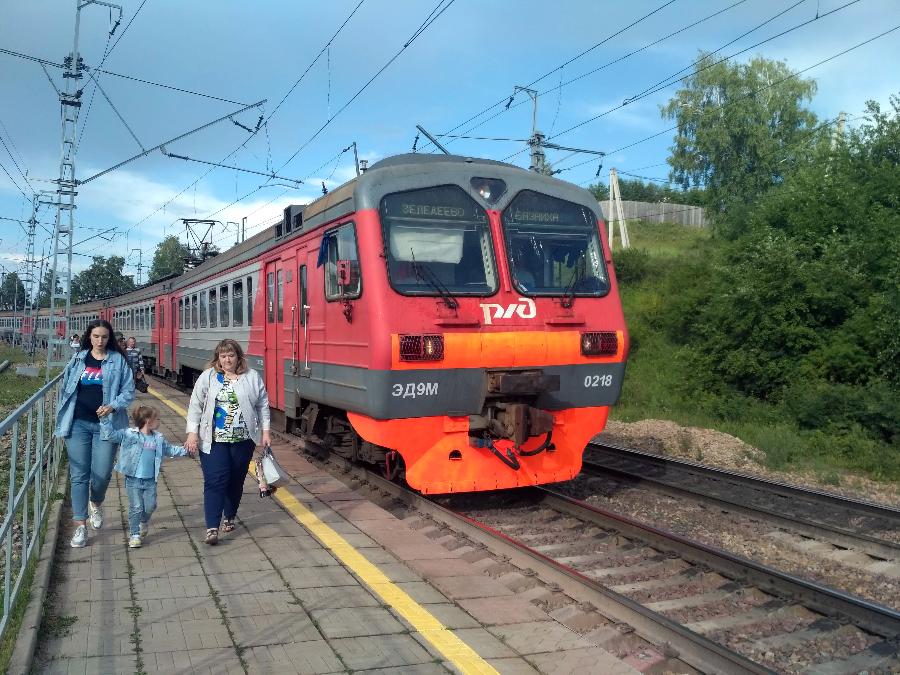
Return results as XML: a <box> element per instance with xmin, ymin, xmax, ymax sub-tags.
<box><xmin>399</xmin><ymin>334</ymin><xmax>444</xmax><ymax>361</ymax></box>
<box><xmin>581</xmin><ymin>331</ymin><xmax>617</xmax><ymax>356</ymax></box>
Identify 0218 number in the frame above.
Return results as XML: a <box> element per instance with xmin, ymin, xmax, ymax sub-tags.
<box><xmin>584</xmin><ymin>374</ymin><xmax>613</xmax><ymax>388</ymax></box>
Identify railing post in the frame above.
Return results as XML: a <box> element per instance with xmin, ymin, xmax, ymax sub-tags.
<box><xmin>5</xmin><ymin>421</ymin><xmax>19</xmax><ymax>616</ymax></box>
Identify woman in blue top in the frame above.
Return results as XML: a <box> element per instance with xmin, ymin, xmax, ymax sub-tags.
<box><xmin>55</xmin><ymin>319</ymin><xmax>134</xmax><ymax>548</ymax></box>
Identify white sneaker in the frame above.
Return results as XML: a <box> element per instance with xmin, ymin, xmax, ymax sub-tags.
<box><xmin>70</xmin><ymin>525</ymin><xmax>87</xmax><ymax>548</ymax></box>
<box><xmin>128</xmin><ymin>535</ymin><xmax>142</xmax><ymax>548</ymax></box>
<box><xmin>88</xmin><ymin>502</ymin><xmax>103</xmax><ymax>529</ymax></box>
<box><xmin>139</xmin><ymin>523</ymin><xmax>148</xmax><ymax>539</ymax></box>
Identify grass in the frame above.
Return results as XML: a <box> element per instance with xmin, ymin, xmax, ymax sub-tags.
<box><xmin>609</xmin><ymin>221</ymin><xmax>899</xmax><ymax>484</ymax></box>
<box><xmin>0</xmin><ymin>345</ymin><xmax>49</xmax><ymax>410</ymax></box>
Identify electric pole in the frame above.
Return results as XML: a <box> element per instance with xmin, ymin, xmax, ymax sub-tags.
<box><xmin>607</xmin><ymin>168</ymin><xmax>631</xmax><ymax>250</ymax></box>
<box><xmin>21</xmin><ymin>195</ymin><xmax>39</xmax><ymax>354</ymax></box>
<box><xmin>512</xmin><ymin>86</ymin><xmax>550</xmax><ymax>175</ymax></box>
<box><xmin>130</xmin><ymin>248</ymin><xmax>145</xmax><ymax>285</ymax></box>
<box><xmin>45</xmin><ymin>0</ymin><xmax>121</xmax><ymax>379</ymax></box>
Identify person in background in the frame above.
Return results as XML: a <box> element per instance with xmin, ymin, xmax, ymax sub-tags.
<box><xmin>55</xmin><ymin>319</ymin><xmax>134</xmax><ymax>548</ymax></box>
<box><xmin>125</xmin><ymin>336</ymin><xmax>148</xmax><ymax>392</ymax></box>
<box><xmin>117</xmin><ymin>335</ymin><xmax>127</xmax><ymax>352</ymax></box>
<box><xmin>100</xmin><ymin>405</ymin><xmax>194</xmax><ymax>548</ymax></box>
<box><xmin>185</xmin><ymin>339</ymin><xmax>271</xmax><ymax>545</ymax></box>
<box><xmin>69</xmin><ymin>334</ymin><xmax>80</xmax><ymax>353</ymax></box>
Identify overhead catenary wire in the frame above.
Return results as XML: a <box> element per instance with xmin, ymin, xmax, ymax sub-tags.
<box><xmin>453</xmin><ymin>0</ymin><xmax>751</xmax><ymax>147</ymax></box>
<box><xmin>420</xmin><ymin>0</ymin><xmax>681</xmax><ymax>152</ymax></box>
<box><xmin>120</xmin><ymin>0</ymin><xmax>368</xmax><ymax>240</ymax></box>
<box><xmin>557</xmin><ymin>25</ymin><xmax>900</xmax><ymax>182</ymax></box>
<box><xmin>546</xmin><ymin>0</ymin><xmax>862</xmax><ymax>147</ymax></box>
<box><xmin>506</xmin><ymin>0</ymin><xmax>858</xmax><ymax>168</ymax></box>
<box><xmin>0</xmin><ymin>46</ymin><xmax>246</xmax><ymax>106</ymax></box>
<box><xmin>199</xmin><ymin>0</ymin><xmax>460</xmax><ymax>223</ymax></box>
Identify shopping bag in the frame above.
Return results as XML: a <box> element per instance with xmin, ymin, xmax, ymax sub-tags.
<box><xmin>260</xmin><ymin>445</ymin><xmax>288</xmax><ymax>487</ymax></box>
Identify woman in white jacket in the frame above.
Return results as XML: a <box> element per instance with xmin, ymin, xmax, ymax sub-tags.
<box><xmin>185</xmin><ymin>339</ymin><xmax>271</xmax><ymax>545</ymax></box>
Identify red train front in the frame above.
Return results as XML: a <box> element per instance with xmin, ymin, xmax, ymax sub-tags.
<box><xmin>256</xmin><ymin>153</ymin><xmax>629</xmax><ymax>493</ymax></box>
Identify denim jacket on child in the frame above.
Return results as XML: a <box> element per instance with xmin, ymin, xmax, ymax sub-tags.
<box><xmin>99</xmin><ymin>416</ymin><xmax>188</xmax><ymax>479</ymax></box>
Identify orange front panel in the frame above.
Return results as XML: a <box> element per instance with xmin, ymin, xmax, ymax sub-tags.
<box><xmin>348</xmin><ymin>407</ymin><xmax>608</xmax><ymax>494</ymax></box>
<box><xmin>390</xmin><ymin>330</ymin><xmax>625</xmax><ymax>370</ymax></box>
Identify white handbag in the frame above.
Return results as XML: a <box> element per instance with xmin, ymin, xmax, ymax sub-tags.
<box><xmin>260</xmin><ymin>445</ymin><xmax>288</xmax><ymax>487</ymax></box>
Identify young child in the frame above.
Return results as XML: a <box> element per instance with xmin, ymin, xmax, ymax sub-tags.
<box><xmin>100</xmin><ymin>405</ymin><xmax>194</xmax><ymax>548</ymax></box>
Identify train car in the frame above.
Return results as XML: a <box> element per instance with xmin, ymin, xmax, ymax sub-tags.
<box><xmin>246</xmin><ymin>153</ymin><xmax>629</xmax><ymax>493</ymax></box>
<box><xmin>2</xmin><ymin>153</ymin><xmax>629</xmax><ymax>495</ymax></box>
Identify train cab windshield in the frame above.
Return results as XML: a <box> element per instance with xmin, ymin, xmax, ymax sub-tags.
<box><xmin>381</xmin><ymin>185</ymin><xmax>498</xmax><ymax>296</ymax></box>
<box><xmin>501</xmin><ymin>191</ymin><xmax>610</xmax><ymax>297</ymax></box>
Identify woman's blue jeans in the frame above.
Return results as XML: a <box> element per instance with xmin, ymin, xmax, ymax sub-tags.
<box><xmin>65</xmin><ymin>418</ymin><xmax>116</xmax><ymax>521</ymax></box>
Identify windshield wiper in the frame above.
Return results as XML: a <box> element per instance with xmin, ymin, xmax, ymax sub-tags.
<box><xmin>560</xmin><ymin>251</ymin><xmax>587</xmax><ymax>309</ymax></box>
<box><xmin>410</xmin><ymin>258</ymin><xmax>459</xmax><ymax>310</ymax></box>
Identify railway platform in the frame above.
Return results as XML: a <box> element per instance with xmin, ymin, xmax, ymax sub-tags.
<box><xmin>28</xmin><ymin>386</ymin><xmax>639</xmax><ymax>675</ymax></box>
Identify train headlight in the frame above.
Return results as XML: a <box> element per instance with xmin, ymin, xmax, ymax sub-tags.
<box><xmin>581</xmin><ymin>331</ymin><xmax>617</xmax><ymax>356</ymax></box>
<box><xmin>399</xmin><ymin>334</ymin><xmax>444</xmax><ymax>361</ymax></box>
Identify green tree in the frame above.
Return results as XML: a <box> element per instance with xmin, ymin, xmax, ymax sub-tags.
<box><xmin>36</xmin><ymin>267</ymin><xmax>62</xmax><ymax>308</ymax></box>
<box><xmin>667</xmin><ymin>96</ymin><xmax>900</xmax><ymax>445</ymax></box>
<box><xmin>0</xmin><ymin>271</ymin><xmax>26</xmax><ymax>311</ymax></box>
<box><xmin>661</xmin><ymin>53</ymin><xmax>817</xmax><ymax>220</ymax></box>
<box><xmin>71</xmin><ymin>256</ymin><xmax>135</xmax><ymax>302</ymax></box>
<box><xmin>149</xmin><ymin>235</ymin><xmax>189</xmax><ymax>282</ymax></box>
<box><xmin>588</xmin><ymin>178</ymin><xmax>707</xmax><ymax>206</ymax></box>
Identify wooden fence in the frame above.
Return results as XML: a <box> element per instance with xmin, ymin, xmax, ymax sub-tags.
<box><xmin>598</xmin><ymin>200</ymin><xmax>707</xmax><ymax>228</ymax></box>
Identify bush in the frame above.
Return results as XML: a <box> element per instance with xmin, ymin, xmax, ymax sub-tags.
<box><xmin>612</xmin><ymin>247</ymin><xmax>652</xmax><ymax>284</ymax></box>
<box><xmin>785</xmin><ymin>379</ymin><xmax>900</xmax><ymax>444</ymax></box>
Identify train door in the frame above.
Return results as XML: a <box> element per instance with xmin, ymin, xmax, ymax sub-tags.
<box><xmin>157</xmin><ymin>298</ymin><xmax>170</xmax><ymax>371</ymax></box>
<box><xmin>296</xmin><ymin>251</ymin><xmax>310</xmax><ymax>376</ymax></box>
<box><xmin>264</xmin><ymin>261</ymin><xmax>285</xmax><ymax>409</ymax></box>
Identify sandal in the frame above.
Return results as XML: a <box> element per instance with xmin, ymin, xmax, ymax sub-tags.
<box><xmin>204</xmin><ymin>528</ymin><xmax>218</xmax><ymax>545</ymax></box>
<box><xmin>222</xmin><ymin>519</ymin><xmax>235</xmax><ymax>533</ymax></box>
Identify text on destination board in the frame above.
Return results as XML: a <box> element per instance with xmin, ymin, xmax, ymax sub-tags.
<box><xmin>401</xmin><ymin>204</ymin><xmax>466</xmax><ymax>217</ymax></box>
<box><xmin>511</xmin><ymin>209</ymin><xmax>560</xmax><ymax>223</ymax></box>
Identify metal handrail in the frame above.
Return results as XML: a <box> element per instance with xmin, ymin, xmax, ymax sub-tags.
<box><xmin>0</xmin><ymin>373</ymin><xmax>64</xmax><ymax>639</ymax></box>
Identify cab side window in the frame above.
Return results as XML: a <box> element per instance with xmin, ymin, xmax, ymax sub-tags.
<box><xmin>322</xmin><ymin>222</ymin><xmax>361</xmax><ymax>300</ymax></box>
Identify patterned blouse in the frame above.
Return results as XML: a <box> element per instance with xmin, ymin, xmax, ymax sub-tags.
<box><xmin>213</xmin><ymin>373</ymin><xmax>249</xmax><ymax>443</ymax></box>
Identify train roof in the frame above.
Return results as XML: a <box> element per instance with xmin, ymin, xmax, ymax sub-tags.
<box><xmin>297</xmin><ymin>153</ymin><xmax>601</xmax><ymax>233</ymax></box>
<box><xmin>51</xmin><ymin>153</ymin><xmax>604</xmax><ymax>309</ymax></box>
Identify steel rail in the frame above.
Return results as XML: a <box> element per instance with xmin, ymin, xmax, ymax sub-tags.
<box><xmin>539</xmin><ymin>487</ymin><xmax>900</xmax><ymax>639</ymax></box>
<box><xmin>295</xmin><ymin>448</ymin><xmax>772</xmax><ymax>675</ymax></box>
<box><xmin>585</xmin><ymin>442</ymin><xmax>900</xmax><ymax>559</ymax></box>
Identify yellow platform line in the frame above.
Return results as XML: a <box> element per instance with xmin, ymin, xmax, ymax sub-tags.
<box><xmin>148</xmin><ymin>386</ymin><xmax>499</xmax><ymax>674</ymax></box>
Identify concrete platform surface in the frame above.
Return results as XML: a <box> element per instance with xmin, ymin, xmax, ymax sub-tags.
<box><xmin>31</xmin><ymin>387</ymin><xmax>638</xmax><ymax>675</ymax></box>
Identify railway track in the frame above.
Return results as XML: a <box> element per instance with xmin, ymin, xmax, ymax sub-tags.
<box><xmin>291</xmin><ymin>445</ymin><xmax>900</xmax><ymax>674</ymax></box>
<box><xmin>149</xmin><ymin>378</ymin><xmax>899</xmax><ymax>673</ymax></box>
<box><xmin>583</xmin><ymin>442</ymin><xmax>900</xmax><ymax>560</ymax></box>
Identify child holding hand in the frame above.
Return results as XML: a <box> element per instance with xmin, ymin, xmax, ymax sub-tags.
<box><xmin>100</xmin><ymin>405</ymin><xmax>194</xmax><ymax>547</ymax></box>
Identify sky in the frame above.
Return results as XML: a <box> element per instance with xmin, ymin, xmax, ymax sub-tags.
<box><xmin>1</xmin><ymin>0</ymin><xmax>898</xmax><ymax>288</ymax></box>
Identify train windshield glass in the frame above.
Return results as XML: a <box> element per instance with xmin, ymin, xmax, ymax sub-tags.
<box><xmin>501</xmin><ymin>191</ymin><xmax>609</xmax><ymax>297</ymax></box>
<box><xmin>381</xmin><ymin>185</ymin><xmax>498</xmax><ymax>296</ymax></box>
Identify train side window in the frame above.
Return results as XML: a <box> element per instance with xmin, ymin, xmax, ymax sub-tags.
<box><xmin>246</xmin><ymin>276</ymin><xmax>253</xmax><ymax>325</ymax></box>
<box><xmin>179</xmin><ymin>298</ymin><xmax>184</xmax><ymax>329</ymax></box>
<box><xmin>209</xmin><ymin>287</ymin><xmax>217</xmax><ymax>327</ymax></box>
<box><xmin>220</xmin><ymin>285</ymin><xmax>229</xmax><ymax>326</ymax></box>
<box><xmin>232</xmin><ymin>280</ymin><xmax>244</xmax><ymax>327</ymax></box>
<box><xmin>192</xmin><ymin>294</ymin><xmax>199</xmax><ymax>329</ymax></box>
<box><xmin>199</xmin><ymin>290</ymin><xmax>208</xmax><ymax>328</ymax></box>
<box><xmin>323</xmin><ymin>223</ymin><xmax>361</xmax><ymax>300</ymax></box>
<box><xmin>299</xmin><ymin>265</ymin><xmax>307</xmax><ymax>326</ymax></box>
<box><xmin>276</xmin><ymin>271</ymin><xmax>283</xmax><ymax>322</ymax></box>
<box><xmin>160</xmin><ymin>304</ymin><xmax>164</xmax><ymax>329</ymax></box>
<box><xmin>266</xmin><ymin>272</ymin><xmax>275</xmax><ymax>323</ymax></box>
<box><xmin>151</xmin><ymin>305</ymin><xmax>156</xmax><ymax>330</ymax></box>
